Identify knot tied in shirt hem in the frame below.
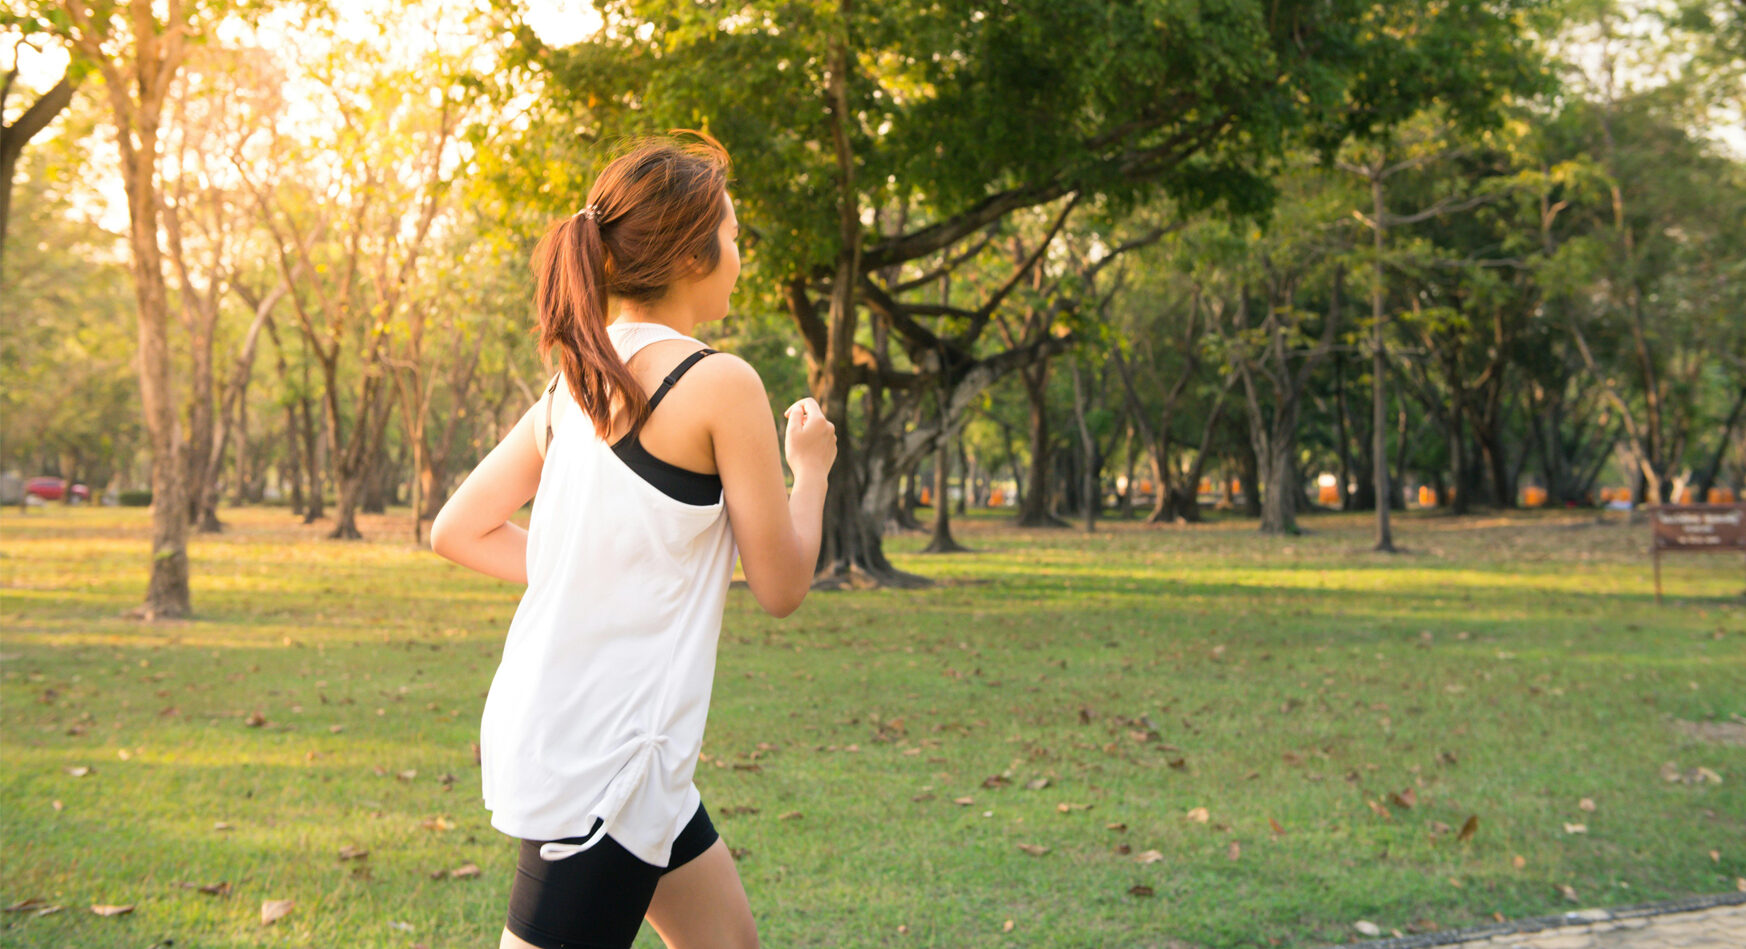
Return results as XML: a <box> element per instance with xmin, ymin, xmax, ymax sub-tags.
<box><xmin>537</xmin><ymin>733</ymin><xmax>672</xmax><ymax>862</ymax></box>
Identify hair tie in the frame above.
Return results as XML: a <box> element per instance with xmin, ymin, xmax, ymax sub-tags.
<box><xmin>576</xmin><ymin>204</ymin><xmax>599</xmax><ymax>221</ymax></box>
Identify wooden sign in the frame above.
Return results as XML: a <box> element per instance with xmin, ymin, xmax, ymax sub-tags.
<box><xmin>1650</xmin><ymin>504</ymin><xmax>1746</xmax><ymax>602</ymax></box>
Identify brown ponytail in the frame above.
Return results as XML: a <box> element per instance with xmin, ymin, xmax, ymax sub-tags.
<box><xmin>532</xmin><ymin>130</ymin><xmax>733</xmax><ymax>440</ymax></box>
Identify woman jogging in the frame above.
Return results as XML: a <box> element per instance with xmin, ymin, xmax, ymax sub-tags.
<box><xmin>430</xmin><ymin>130</ymin><xmax>835</xmax><ymax>949</ymax></box>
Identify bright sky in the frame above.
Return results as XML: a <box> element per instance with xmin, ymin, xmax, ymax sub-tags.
<box><xmin>3</xmin><ymin>0</ymin><xmax>1738</xmax><ymax>228</ymax></box>
<box><xmin>8</xmin><ymin>1</ymin><xmax>602</xmax><ymax>88</ymax></box>
<box><xmin>5</xmin><ymin>1</ymin><xmax>604</xmax><ymax>231</ymax></box>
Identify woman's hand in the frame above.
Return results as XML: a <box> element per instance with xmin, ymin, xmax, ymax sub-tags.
<box><xmin>782</xmin><ymin>397</ymin><xmax>837</xmax><ymax>482</ymax></box>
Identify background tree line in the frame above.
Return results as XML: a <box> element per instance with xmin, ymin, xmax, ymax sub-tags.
<box><xmin>2</xmin><ymin>0</ymin><xmax>1741</xmax><ymax>616</ymax></box>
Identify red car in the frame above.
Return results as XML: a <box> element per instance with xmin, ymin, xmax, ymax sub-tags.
<box><xmin>25</xmin><ymin>477</ymin><xmax>91</xmax><ymax>502</ymax></box>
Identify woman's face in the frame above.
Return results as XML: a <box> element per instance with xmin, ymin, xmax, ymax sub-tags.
<box><xmin>692</xmin><ymin>190</ymin><xmax>741</xmax><ymax>322</ymax></box>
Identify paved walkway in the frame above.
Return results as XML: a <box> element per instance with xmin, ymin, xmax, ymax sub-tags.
<box><xmin>1334</xmin><ymin>893</ymin><xmax>1746</xmax><ymax>949</ymax></box>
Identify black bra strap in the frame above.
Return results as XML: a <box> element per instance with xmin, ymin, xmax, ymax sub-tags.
<box><xmin>644</xmin><ymin>349</ymin><xmax>717</xmax><ymax>415</ymax></box>
<box><xmin>545</xmin><ymin>348</ymin><xmax>718</xmax><ymax>452</ymax></box>
<box><xmin>543</xmin><ymin>373</ymin><xmax>561</xmax><ymax>453</ymax></box>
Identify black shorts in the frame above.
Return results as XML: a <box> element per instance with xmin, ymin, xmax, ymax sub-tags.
<box><xmin>505</xmin><ymin>799</ymin><xmax>721</xmax><ymax>949</ymax></box>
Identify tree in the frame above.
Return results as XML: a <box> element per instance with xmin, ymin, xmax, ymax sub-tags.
<box><xmin>40</xmin><ymin>0</ymin><xmax>216</xmax><ymax>618</ymax></box>
<box><xmin>243</xmin><ymin>24</ymin><xmax>468</xmax><ymax>539</ymax></box>
<box><xmin>1</xmin><ymin>27</ymin><xmax>76</xmax><ymax>275</ymax></box>
<box><xmin>498</xmin><ymin>0</ymin><xmax>1543</xmax><ymax>580</ymax></box>
<box><xmin>1</xmin><ymin>119</ymin><xmax>141</xmax><ymax>490</ymax></box>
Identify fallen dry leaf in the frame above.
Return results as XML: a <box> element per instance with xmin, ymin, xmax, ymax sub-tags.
<box><xmin>1106</xmin><ymin>822</ymin><xmax>1127</xmax><ymax>832</ymax></box>
<box><xmin>953</xmin><ymin>796</ymin><xmax>974</xmax><ymax>806</ymax></box>
<box><xmin>1563</xmin><ymin>822</ymin><xmax>1588</xmax><ymax>835</ymax></box>
<box><xmin>261</xmin><ymin>899</ymin><xmax>294</xmax><ymax>925</ymax></box>
<box><xmin>244</xmin><ymin>712</ymin><xmax>266</xmax><ymax>728</ymax></box>
<box><xmin>1057</xmin><ymin>802</ymin><xmax>1093</xmax><ymax>812</ymax></box>
<box><xmin>1135</xmin><ymin>849</ymin><xmax>1164</xmax><ymax>864</ymax></box>
<box><xmin>421</xmin><ymin>816</ymin><xmax>455</xmax><ymax>832</ymax></box>
<box><xmin>1024</xmin><ymin>778</ymin><xmax>1049</xmax><ymax>790</ymax></box>
<box><xmin>1512</xmin><ymin>854</ymin><xmax>1527</xmax><ymax>869</ymax></box>
<box><xmin>3</xmin><ymin>899</ymin><xmax>47</xmax><ymax>913</ymax></box>
<box><xmin>1002</xmin><ymin>919</ymin><xmax>1014</xmax><ymax>932</ymax></box>
<box><xmin>338</xmin><ymin>845</ymin><xmax>368</xmax><ymax>861</ymax></box>
<box><xmin>1556</xmin><ymin>883</ymin><xmax>1579</xmax><ymax>903</ymax></box>
<box><xmin>65</xmin><ymin>766</ymin><xmax>92</xmax><ymax>778</ymax></box>
<box><xmin>1016</xmin><ymin>843</ymin><xmax>1049</xmax><ymax>857</ymax></box>
<box><xmin>1354</xmin><ymin>921</ymin><xmax>1381</xmax><ymax>937</ymax></box>
<box><xmin>449</xmin><ymin>863</ymin><xmax>480</xmax><ymax>879</ymax></box>
<box><xmin>90</xmin><ymin>904</ymin><xmax>133</xmax><ymax>917</ymax></box>
<box><xmin>1457</xmin><ymin>815</ymin><xmax>1478</xmax><ymax>842</ymax></box>
<box><xmin>1128</xmin><ymin>885</ymin><xmax>1154</xmax><ymax>897</ymax></box>
<box><xmin>1227</xmin><ymin>841</ymin><xmax>1241</xmax><ymax>861</ymax></box>
<box><xmin>1388</xmin><ymin>787</ymin><xmax>1417</xmax><ymax>809</ymax></box>
<box><xmin>779</xmin><ymin>811</ymin><xmax>803</xmax><ymax>821</ymax></box>
<box><xmin>982</xmin><ymin>775</ymin><xmax>1010</xmax><ymax>789</ymax></box>
<box><xmin>1578</xmin><ymin>797</ymin><xmax>1596</xmax><ymax>812</ymax></box>
<box><xmin>1268</xmin><ymin>817</ymin><xmax>1285</xmax><ymax>836</ymax></box>
<box><xmin>1185</xmin><ymin>807</ymin><xmax>1209</xmax><ymax>823</ymax></box>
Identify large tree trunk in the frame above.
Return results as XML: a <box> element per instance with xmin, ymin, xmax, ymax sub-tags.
<box><xmin>1475</xmin><ymin>417</ymin><xmax>1514</xmax><ymax>508</ymax></box>
<box><xmin>1070</xmin><ymin>359</ymin><xmax>1098</xmax><ymax>533</ymax></box>
<box><xmin>1370</xmin><ymin>174</ymin><xmax>1397</xmax><ymax>552</ymax></box>
<box><xmin>802</xmin><ymin>14</ymin><xmax>929</xmax><ymax>588</ymax></box>
<box><xmin>1016</xmin><ymin>360</ymin><xmax>1067</xmax><ymax>527</ymax></box>
<box><xmin>89</xmin><ymin>11</ymin><xmax>192</xmax><ymax>619</ymax></box>
<box><xmin>922</xmin><ymin>420</ymin><xmax>969</xmax><ymax>553</ymax></box>
<box><xmin>1236</xmin><ymin>437</ymin><xmax>1262</xmax><ymax>518</ymax></box>
<box><xmin>956</xmin><ymin>433</ymin><xmax>971</xmax><ymax>515</ymax></box>
<box><xmin>1260</xmin><ymin>438</ymin><xmax>1298</xmax><ymax>534</ymax></box>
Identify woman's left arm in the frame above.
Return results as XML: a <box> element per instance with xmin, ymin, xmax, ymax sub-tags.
<box><xmin>430</xmin><ymin>400</ymin><xmax>546</xmax><ymax>584</ymax></box>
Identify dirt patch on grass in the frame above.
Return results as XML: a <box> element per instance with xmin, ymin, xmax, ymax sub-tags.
<box><xmin>1673</xmin><ymin>718</ymin><xmax>1746</xmax><ymax>746</ymax></box>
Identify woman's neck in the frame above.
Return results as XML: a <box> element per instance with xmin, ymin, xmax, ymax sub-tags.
<box><xmin>610</xmin><ymin>299</ymin><xmax>701</xmax><ymax>338</ymax></box>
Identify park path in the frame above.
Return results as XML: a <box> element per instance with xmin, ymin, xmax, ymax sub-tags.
<box><xmin>1334</xmin><ymin>893</ymin><xmax>1746</xmax><ymax>949</ymax></box>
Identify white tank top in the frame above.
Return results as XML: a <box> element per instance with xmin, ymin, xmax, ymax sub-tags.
<box><xmin>479</xmin><ymin>321</ymin><xmax>736</xmax><ymax>867</ymax></box>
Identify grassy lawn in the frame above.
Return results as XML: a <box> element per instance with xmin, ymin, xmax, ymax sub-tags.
<box><xmin>2</xmin><ymin>504</ymin><xmax>1742</xmax><ymax>948</ymax></box>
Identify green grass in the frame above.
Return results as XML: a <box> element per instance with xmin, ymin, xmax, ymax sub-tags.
<box><xmin>2</xmin><ymin>504</ymin><xmax>1742</xmax><ymax>948</ymax></box>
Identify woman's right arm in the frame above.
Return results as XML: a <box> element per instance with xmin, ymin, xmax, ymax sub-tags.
<box><xmin>429</xmin><ymin>400</ymin><xmax>545</xmax><ymax>584</ymax></box>
<box><xmin>706</xmin><ymin>355</ymin><xmax>836</xmax><ymax>617</ymax></box>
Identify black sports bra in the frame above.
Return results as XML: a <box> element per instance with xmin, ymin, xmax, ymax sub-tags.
<box><xmin>544</xmin><ymin>349</ymin><xmax>723</xmax><ymax>506</ymax></box>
